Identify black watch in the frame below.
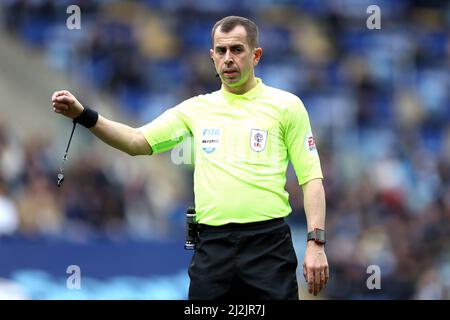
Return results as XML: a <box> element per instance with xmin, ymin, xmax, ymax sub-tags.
<box><xmin>307</xmin><ymin>228</ymin><xmax>326</xmax><ymax>245</ymax></box>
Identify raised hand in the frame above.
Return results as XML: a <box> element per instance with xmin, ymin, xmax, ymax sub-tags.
<box><xmin>51</xmin><ymin>90</ymin><xmax>84</xmax><ymax>119</ymax></box>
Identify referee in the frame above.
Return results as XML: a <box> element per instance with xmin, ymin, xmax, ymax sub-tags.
<box><xmin>51</xmin><ymin>16</ymin><xmax>328</xmax><ymax>299</ymax></box>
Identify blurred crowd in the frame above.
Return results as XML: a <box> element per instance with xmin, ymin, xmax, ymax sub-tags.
<box><xmin>0</xmin><ymin>0</ymin><xmax>449</xmax><ymax>299</ymax></box>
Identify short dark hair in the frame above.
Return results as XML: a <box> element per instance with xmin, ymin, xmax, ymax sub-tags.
<box><xmin>211</xmin><ymin>16</ymin><xmax>259</xmax><ymax>48</ymax></box>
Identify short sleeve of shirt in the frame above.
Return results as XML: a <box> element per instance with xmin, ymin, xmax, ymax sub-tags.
<box><xmin>284</xmin><ymin>97</ymin><xmax>323</xmax><ymax>185</ymax></box>
<box><xmin>138</xmin><ymin>100</ymin><xmax>193</xmax><ymax>154</ymax></box>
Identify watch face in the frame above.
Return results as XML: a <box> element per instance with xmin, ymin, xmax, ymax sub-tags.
<box><xmin>308</xmin><ymin>229</ymin><xmax>326</xmax><ymax>244</ymax></box>
<box><xmin>316</xmin><ymin>229</ymin><xmax>325</xmax><ymax>242</ymax></box>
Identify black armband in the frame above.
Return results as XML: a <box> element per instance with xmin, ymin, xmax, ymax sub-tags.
<box><xmin>73</xmin><ymin>107</ymin><xmax>99</xmax><ymax>128</ymax></box>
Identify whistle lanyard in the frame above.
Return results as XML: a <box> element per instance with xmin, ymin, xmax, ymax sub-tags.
<box><xmin>57</xmin><ymin>121</ymin><xmax>77</xmax><ymax>187</ymax></box>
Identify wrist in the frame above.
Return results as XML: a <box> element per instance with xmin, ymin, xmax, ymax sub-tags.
<box><xmin>307</xmin><ymin>228</ymin><xmax>326</xmax><ymax>245</ymax></box>
<box><xmin>75</xmin><ymin>105</ymin><xmax>84</xmax><ymax>118</ymax></box>
<box><xmin>307</xmin><ymin>240</ymin><xmax>325</xmax><ymax>249</ymax></box>
<box><xmin>73</xmin><ymin>106</ymin><xmax>98</xmax><ymax>128</ymax></box>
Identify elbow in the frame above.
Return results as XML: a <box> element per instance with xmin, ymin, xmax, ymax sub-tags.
<box><xmin>126</xmin><ymin>145</ymin><xmax>145</xmax><ymax>157</ymax></box>
<box><xmin>127</xmin><ymin>129</ymin><xmax>152</xmax><ymax>156</ymax></box>
<box><xmin>126</xmin><ymin>146</ymin><xmax>152</xmax><ymax>157</ymax></box>
<box><xmin>126</xmin><ymin>149</ymin><xmax>139</xmax><ymax>157</ymax></box>
<box><xmin>302</xmin><ymin>178</ymin><xmax>325</xmax><ymax>197</ymax></box>
<box><xmin>125</xmin><ymin>135</ymin><xmax>140</xmax><ymax>156</ymax></box>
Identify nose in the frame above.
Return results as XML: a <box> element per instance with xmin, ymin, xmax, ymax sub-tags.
<box><xmin>224</xmin><ymin>50</ymin><xmax>233</xmax><ymax>65</ymax></box>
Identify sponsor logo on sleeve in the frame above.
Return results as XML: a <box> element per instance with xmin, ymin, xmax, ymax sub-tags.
<box><xmin>305</xmin><ymin>133</ymin><xmax>317</xmax><ymax>153</ymax></box>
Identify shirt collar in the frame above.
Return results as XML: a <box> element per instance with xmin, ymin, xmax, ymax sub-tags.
<box><xmin>221</xmin><ymin>78</ymin><xmax>264</xmax><ymax>102</ymax></box>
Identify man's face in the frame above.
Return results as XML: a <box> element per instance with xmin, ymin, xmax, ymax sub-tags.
<box><xmin>210</xmin><ymin>25</ymin><xmax>262</xmax><ymax>89</ymax></box>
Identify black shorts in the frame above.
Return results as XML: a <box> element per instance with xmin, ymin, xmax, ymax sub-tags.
<box><xmin>188</xmin><ymin>218</ymin><xmax>299</xmax><ymax>300</ymax></box>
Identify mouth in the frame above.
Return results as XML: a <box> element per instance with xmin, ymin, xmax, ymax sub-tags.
<box><xmin>222</xmin><ymin>69</ymin><xmax>239</xmax><ymax>77</ymax></box>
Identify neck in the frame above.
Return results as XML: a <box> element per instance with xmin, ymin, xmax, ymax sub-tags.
<box><xmin>222</xmin><ymin>75</ymin><xmax>257</xmax><ymax>95</ymax></box>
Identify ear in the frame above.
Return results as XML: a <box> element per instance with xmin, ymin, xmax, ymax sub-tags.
<box><xmin>209</xmin><ymin>48</ymin><xmax>214</xmax><ymax>60</ymax></box>
<box><xmin>253</xmin><ymin>47</ymin><xmax>263</xmax><ymax>66</ymax></box>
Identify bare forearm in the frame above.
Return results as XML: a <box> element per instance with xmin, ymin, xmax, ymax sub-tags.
<box><xmin>52</xmin><ymin>90</ymin><xmax>151</xmax><ymax>156</ymax></box>
<box><xmin>302</xmin><ymin>178</ymin><xmax>326</xmax><ymax>232</ymax></box>
<box><xmin>90</xmin><ymin>115</ymin><xmax>151</xmax><ymax>156</ymax></box>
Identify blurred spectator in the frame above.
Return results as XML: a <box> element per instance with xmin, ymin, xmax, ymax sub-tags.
<box><xmin>15</xmin><ymin>171</ymin><xmax>63</xmax><ymax>237</ymax></box>
<box><xmin>0</xmin><ymin>177</ymin><xmax>19</xmax><ymax>236</ymax></box>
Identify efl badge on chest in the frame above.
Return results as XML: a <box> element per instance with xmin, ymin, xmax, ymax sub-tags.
<box><xmin>250</xmin><ymin>129</ymin><xmax>268</xmax><ymax>152</ymax></box>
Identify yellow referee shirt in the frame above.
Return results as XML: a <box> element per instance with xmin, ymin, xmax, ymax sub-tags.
<box><xmin>138</xmin><ymin>78</ymin><xmax>323</xmax><ymax>225</ymax></box>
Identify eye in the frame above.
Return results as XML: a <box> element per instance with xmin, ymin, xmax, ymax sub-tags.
<box><xmin>233</xmin><ymin>46</ymin><xmax>244</xmax><ymax>53</ymax></box>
